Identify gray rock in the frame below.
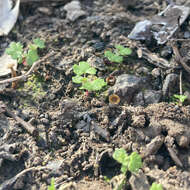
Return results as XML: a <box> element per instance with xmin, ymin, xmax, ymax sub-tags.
<box><xmin>132</xmin><ymin>89</ymin><xmax>162</xmax><ymax>106</ymax></box>
<box><xmin>108</xmin><ymin>74</ymin><xmax>144</xmax><ymax>104</ymax></box>
<box><xmin>142</xmin><ymin>135</ymin><xmax>165</xmax><ymax>157</ymax></box>
<box><xmin>128</xmin><ymin>5</ymin><xmax>190</xmax><ymax>44</ymax></box>
<box><xmin>63</xmin><ymin>1</ymin><xmax>86</xmax><ymax>21</ymax></box>
<box><xmin>129</xmin><ymin>170</ymin><xmax>150</xmax><ymax>190</ymax></box>
<box><xmin>162</xmin><ymin>73</ymin><xmax>178</xmax><ymax>97</ymax></box>
<box><xmin>133</xmin><ymin>92</ymin><xmax>145</xmax><ymax>106</ymax></box>
<box><xmin>144</xmin><ymin>90</ymin><xmax>162</xmax><ymax>105</ymax></box>
<box><xmin>184</xmin><ymin>31</ymin><xmax>190</xmax><ymax>38</ymax></box>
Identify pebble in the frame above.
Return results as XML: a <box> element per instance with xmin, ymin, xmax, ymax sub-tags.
<box><xmin>151</xmin><ymin>68</ymin><xmax>161</xmax><ymax>77</ymax></box>
<box><xmin>144</xmin><ymin>90</ymin><xmax>162</xmax><ymax>105</ymax></box>
<box><xmin>37</xmin><ymin>7</ymin><xmax>52</xmax><ymax>16</ymax></box>
<box><xmin>40</xmin><ymin>118</ymin><xmax>49</xmax><ymax>125</ymax></box>
<box><xmin>184</xmin><ymin>31</ymin><xmax>190</xmax><ymax>38</ymax></box>
<box><xmin>160</xmin><ymin>46</ymin><xmax>172</xmax><ymax>58</ymax></box>
<box><xmin>108</xmin><ymin>74</ymin><xmax>145</xmax><ymax>104</ymax></box>
<box><xmin>63</xmin><ymin>1</ymin><xmax>86</xmax><ymax>21</ymax></box>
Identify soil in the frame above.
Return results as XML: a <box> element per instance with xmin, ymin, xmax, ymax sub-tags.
<box><xmin>0</xmin><ymin>0</ymin><xmax>190</xmax><ymax>190</ymax></box>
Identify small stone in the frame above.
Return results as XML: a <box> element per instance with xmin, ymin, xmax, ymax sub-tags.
<box><xmin>142</xmin><ymin>135</ymin><xmax>164</xmax><ymax>157</ymax></box>
<box><xmin>176</xmin><ymin>135</ymin><xmax>190</xmax><ymax>148</ymax></box>
<box><xmin>37</xmin><ymin>7</ymin><xmax>52</xmax><ymax>15</ymax></box>
<box><xmin>41</xmin><ymin>118</ymin><xmax>49</xmax><ymax>125</ymax></box>
<box><xmin>160</xmin><ymin>46</ymin><xmax>172</xmax><ymax>58</ymax></box>
<box><xmin>162</xmin><ymin>73</ymin><xmax>178</xmax><ymax>97</ymax></box>
<box><xmin>144</xmin><ymin>90</ymin><xmax>162</xmax><ymax>105</ymax></box>
<box><xmin>184</xmin><ymin>31</ymin><xmax>190</xmax><ymax>38</ymax></box>
<box><xmin>108</xmin><ymin>74</ymin><xmax>145</xmax><ymax>104</ymax></box>
<box><xmin>63</xmin><ymin>1</ymin><xmax>86</xmax><ymax>21</ymax></box>
<box><xmin>129</xmin><ymin>170</ymin><xmax>150</xmax><ymax>190</ymax></box>
<box><xmin>133</xmin><ymin>92</ymin><xmax>145</xmax><ymax>106</ymax></box>
<box><xmin>151</xmin><ymin>68</ymin><xmax>161</xmax><ymax>77</ymax></box>
<box><xmin>92</xmin><ymin>41</ymin><xmax>105</xmax><ymax>52</ymax></box>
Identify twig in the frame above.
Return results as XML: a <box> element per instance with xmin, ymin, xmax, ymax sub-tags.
<box><xmin>142</xmin><ymin>49</ymin><xmax>171</xmax><ymax>68</ymax></box>
<box><xmin>171</xmin><ymin>42</ymin><xmax>190</xmax><ymax>74</ymax></box>
<box><xmin>0</xmin><ymin>166</ymin><xmax>50</xmax><ymax>190</ymax></box>
<box><xmin>5</xmin><ymin>107</ymin><xmax>38</xmax><ymax>137</ymax></box>
<box><xmin>179</xmin><ymin>70</ymin><xmax>183</xmax><ymax>95</ymax></box>
<box><xmin>0</xmin><ymin>51</ymin><xmax>55</xmax><ymax>85</ymax></box>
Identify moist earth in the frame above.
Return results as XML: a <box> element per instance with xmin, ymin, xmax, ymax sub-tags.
<box><xmin>0</xmin><ymin>0</ymin><xmax>190</xmax><ymax>190</ymax></box>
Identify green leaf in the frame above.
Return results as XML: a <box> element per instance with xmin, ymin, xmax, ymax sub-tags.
<box><xmin>112</xmin><ymin>54</ymin><xmax>123</xmax><ymax>63</ymax></box>
<box><xmin>48</xmin><ymin>178</ymin><xmax>56</xmax><ymax>190</ymax></box>
<box><xmin>72</xmin><ymin>75</ymin><xmax>84</xmax><ymax>84</ymax></box>
<box><xmin>26</xmin><ymin>49</ymin><xmax>39</xmax><ymax>66</ymax></box>
<box><xmin>29</xmin><ymin>44</ymin><xmax>37</xmax><ymax>51</ymax></box>
<box><xmin>119</xmin><ymin>48</ymin><xmax>132</xmax><ymax>56</ymax></box>
<box><xmin>103</xmin><ymin>176</ymin><xmax>111</xmax><ymax>183</ymax></box>
<box><xmin>104</xmin><ymin>50</ymin><xmax>113</xmax><ymax>58</ymax></box>
<box><xmin>150</xmin><ymin>182</ymin><xmax>163</xmax><ymax>190</ymax></box>
<box><xmin>113</xmin><ymin>148</ymin><xmax>128</xmax><ymax>164</ymax></box>
<box><xmin>115</xmin><ymin>45</ymin><xmax>125</xmax><ymax>51</ymax></box>
<box><xmin>173</xmin><ymin>94</ymin><xmax>187</xmax><ymax>103</ymax></box>
<box><xmin>80</xmin><ymin>80</ymin><xmax>93</xmax><ymax>90</ymax></box>
<box><xmin>5</xmin><ymin>42</ymin><xmax>23</xmax><ymax>63</ymax></box>
<box><xmin>121</xmin><ymin>165</ymin><xmax>128</xmax><ymax>174</ymax></box>
<box><xmin>104</xmin><ymin>50</ymin><xmax>123</xmax><ymax>63</ymax></box>
<box><xmin>33</xmin><ymin>38</ymin><xmax>45</xmax><ymax>49</ymax></box>
<box><xmin>86</xmin><ymin>67</ymin><xmax>97</xmax><ymax>75</ymax></box>
<box><xmin>73</xmin><ymin>61</ymin><xmax>91</xmax><ymax>75</ymax></box>
<box><xmin>128</xmin><ymin>152</ymin><xmax>142</xmax><ymax>173</ymax></box>
<box><xmin>115</xmin><ymin>45</ymin><xmax>132</xmax><ymax>56</ymax></box>
<box><xmin>91</xmin><ymin>78</ymin><xmax>107</xmax><ymax>91</ymax></box>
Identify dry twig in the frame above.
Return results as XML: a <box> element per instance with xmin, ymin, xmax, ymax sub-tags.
<box><xmin>0</xmin><ymin>51</ymin><xmax>55</xmax><ymax>85</ymax></box>
<box><xmin>171</xmin><ymin>41</ymin><xmax>190</xmax><ymax>74</ymax></box>
<box><xmin>0</xmin><ymin>166</ymin><xmax>50</xmax><ymax>190</ymax></box>
<box><xmin>5</xmin><ymin>107</ymin><xmax>39</xmax><ymax>137</ymax></box>
<box><xmin>0</xmin><ymin>101</ymin><xmax>38</xmax><ymax>136</ymax></box>
<box><xmin>179</xmin><ymin>70</ymin><xmax>183</xmax><ymax>95</ymax></box>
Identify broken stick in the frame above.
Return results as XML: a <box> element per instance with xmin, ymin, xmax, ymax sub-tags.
<box><xmin>171</xmin><ymin>41</ymin><xmax>190</xmax><ymax>74</ymax></box>
<box><xmin>5</xmin><ymin>107</ymin><xmax>39</xmax><ymax>137</ymax></box>
<box><xmin>0</xmin><ymin>51</ymin><xmax>55</xmax><ymax>85</ymax></box>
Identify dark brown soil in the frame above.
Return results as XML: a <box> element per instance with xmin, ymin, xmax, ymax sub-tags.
<box><xmin>0</xmin><ymin>0</ymin><xmax>190</xmax><ymax>190</ymax></box>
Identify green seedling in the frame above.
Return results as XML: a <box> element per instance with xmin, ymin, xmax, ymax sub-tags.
<box><xmin>48</xmin><ymin>178</ymin><xmax>56</xmax><ymax>190</ymax></box>
<box><xmin>112</xmin><ymin>148</ymin><xmax>142</xmax><ymax>190</ymax></box>
<box><xmin>150</xmin><ymin>182</ymin><xmax>163</xmax><ymax>190</ymax></box>
<box><xmin>104</xmin><ymin>51</ymin><xmax>123</xmax><ymax>63</ymax></box>
<box><xmin>104</xmin><ymin>44</ymin><xmax>132</xmax><ymax>63</ymax></box>
<box><xmin>172</xmin><ymin>94</ymin><xmax>187</xmax><ymax>105</ymax></box>
<box><xmin>6</xmin><ymin>38</ymin><xmax>45</xmax><ymax>66</ymax></box>
<box><xmin>72</xmin><ymin>61</ymin><xmax>107</xmax><ymax>91</ymax></box>
<box><xmin>113</xmin><ymin>148</ymin><xmax>142</xmax><ymax>174</ymax></box>
<box><xmin>115</xmin><ymin>45</ymin><xmax>132</xmax><ymax>56</ymax></box>
<box><xmin>104</xmin><ymin>176</ymin><xmax>111</xmax><ymax>183</ymax></box>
